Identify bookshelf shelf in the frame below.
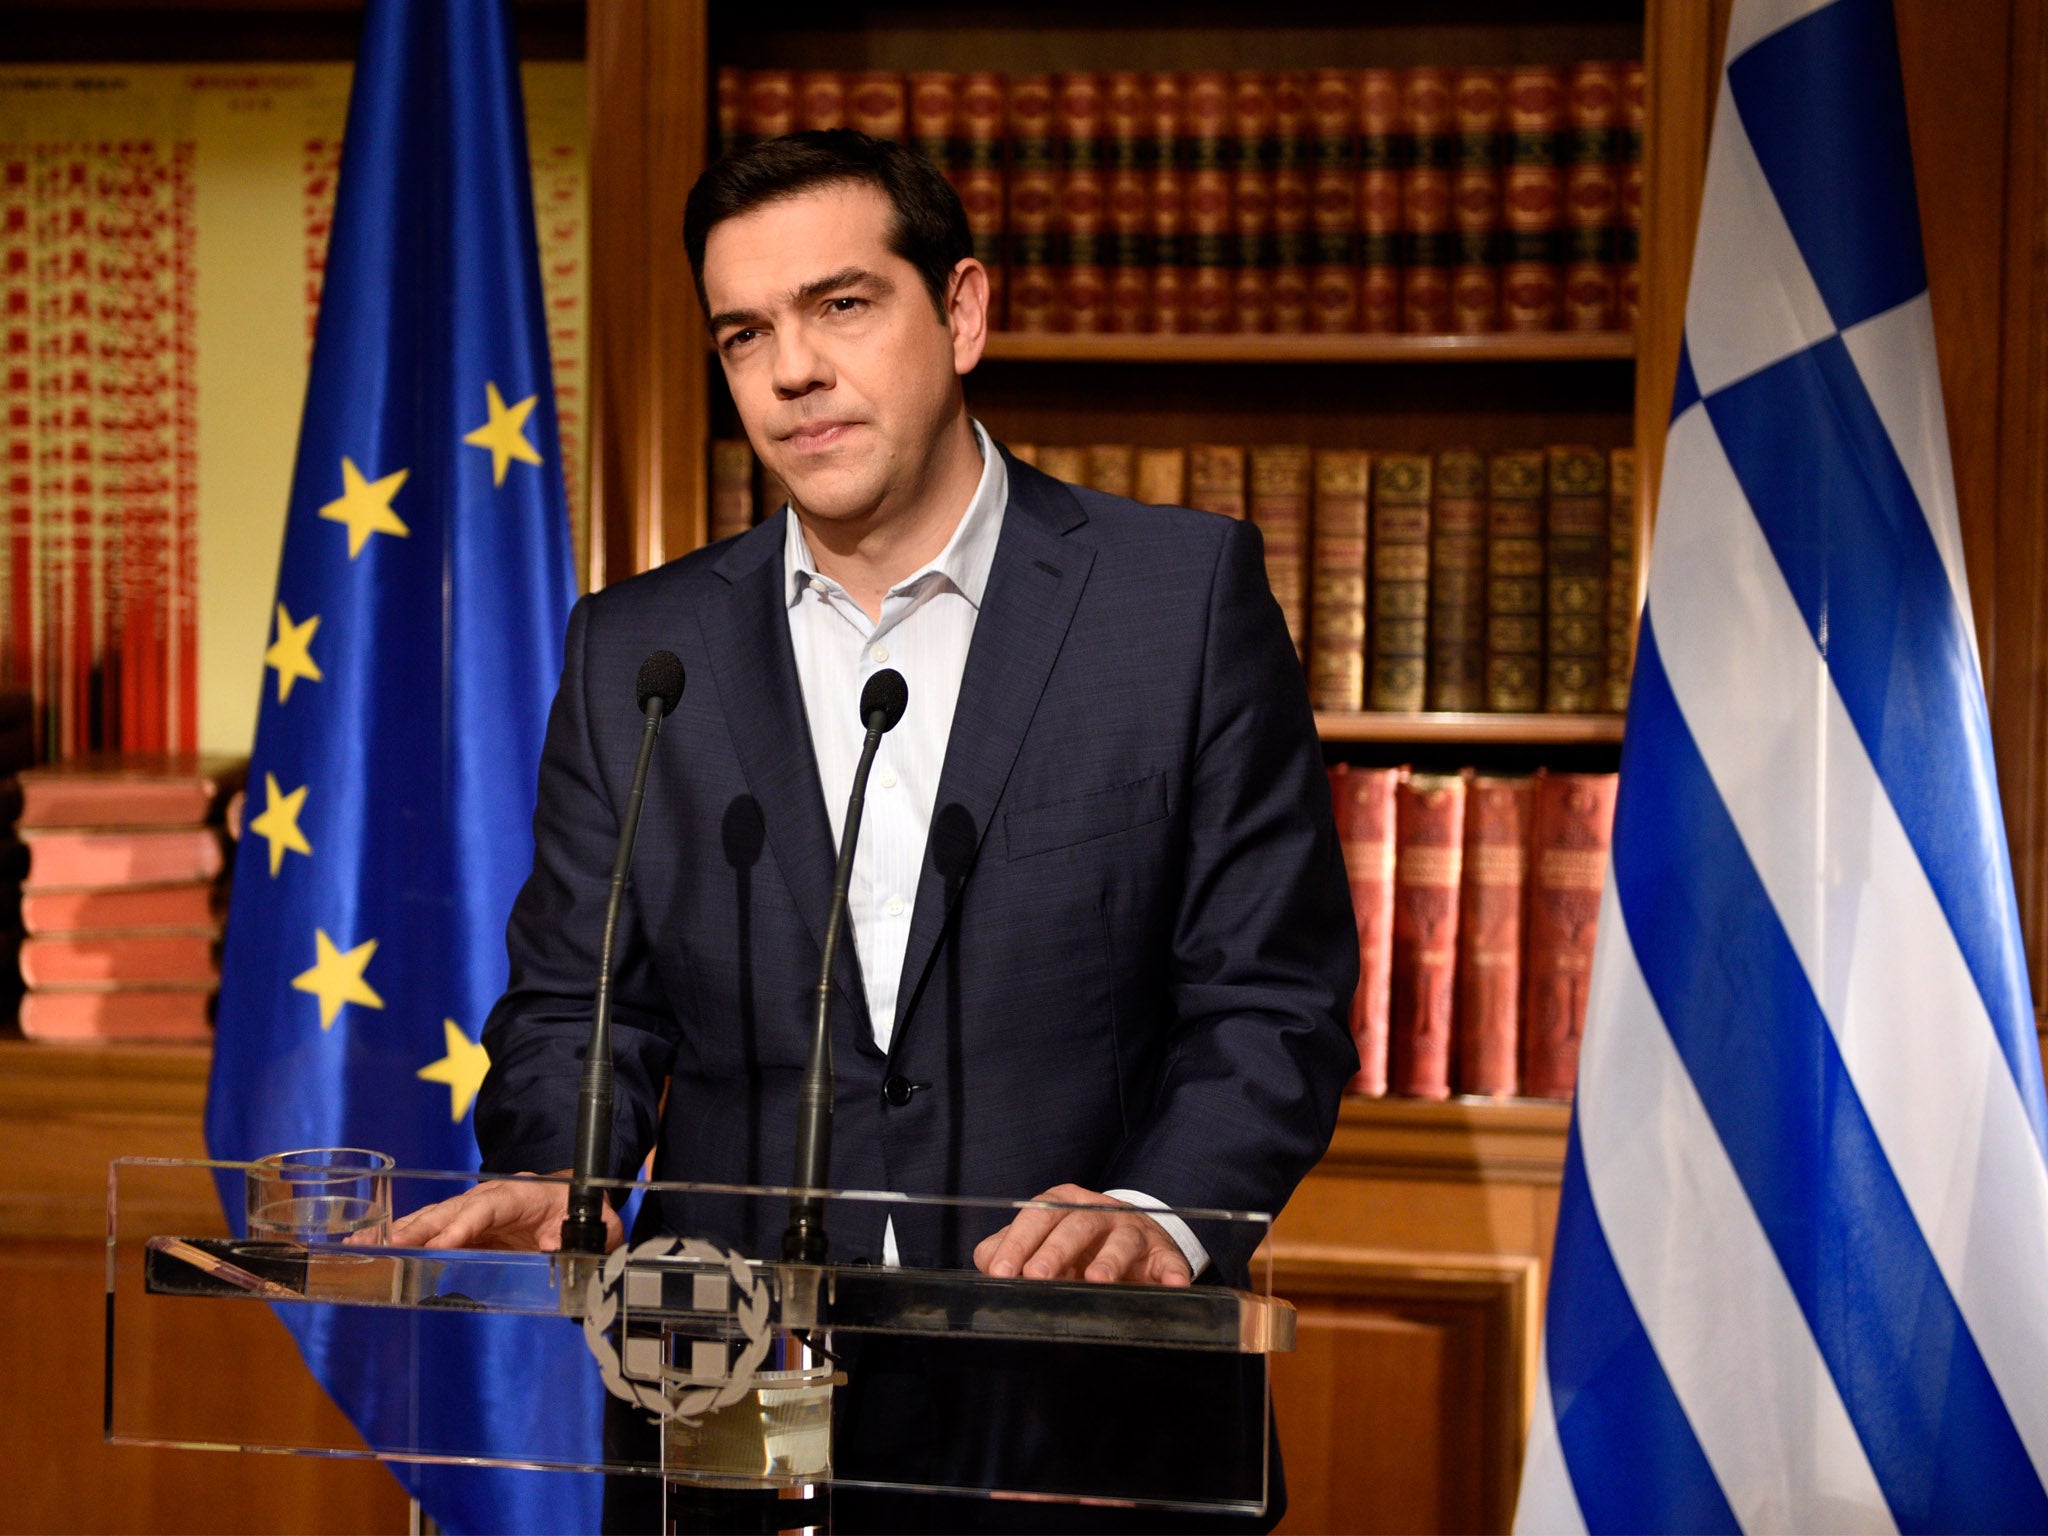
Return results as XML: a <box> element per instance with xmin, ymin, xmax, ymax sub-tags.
<box><xmin>1314</xmin><ymin>710</ymin><xmax>1626</xmax><ymax>745</ymax></box>
<box><xmin>980</xmin><ymin>332</ymin><xmax>1637</xmax><ymax>366</ymax></box>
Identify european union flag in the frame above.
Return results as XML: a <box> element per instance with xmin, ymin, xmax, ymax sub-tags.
<box><xmin>205</xmin><ymin>1</ymin><xmax>601</xmax><ymax>1529</ymax></box>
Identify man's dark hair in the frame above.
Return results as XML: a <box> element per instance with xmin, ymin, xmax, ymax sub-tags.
<box><xmin>683</xmin><ymin>130</ymin><xmax>973</xmax><ymax>318</ymax></box>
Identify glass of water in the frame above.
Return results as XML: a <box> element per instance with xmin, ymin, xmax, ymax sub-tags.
<box><xmin>245</xmin><ymin>1147</ymin><xmax>394</xmax><ymax>1244</ymax></box>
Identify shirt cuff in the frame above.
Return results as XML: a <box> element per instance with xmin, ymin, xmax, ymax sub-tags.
<box><xmin>1104</xmin><ymin>1188</ymin><xmax>1211</xmax><ymax>1278</ymax></box>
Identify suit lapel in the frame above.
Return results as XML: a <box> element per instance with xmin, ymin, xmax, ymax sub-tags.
<box><xmin>889</xmin><ymin>460</ymin><xmax>1094</xmax><ymax>1058</ymax></box>
<box><xmin>697</xmin><ymin>512</ymin><xmax>871</xmax><ymax>1038</ymax></box>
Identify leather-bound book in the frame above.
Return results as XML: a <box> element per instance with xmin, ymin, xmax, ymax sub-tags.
<box><xmin>958</xmin><ymin>73</ymin><xmax>1008</xmax><ymax>329</ymax></box>
<box><xmin>1146</xmin><ymin>72</ymin><xmax>1188</xmax><ymax>333</ymax></box>
<box><xmin>1522</xmin><ymin>771</ymin><xmax>1618</xmax><ymax>1099</ymax></box>
<box><xmin>1563</xmin><ymin>61</ymin><xmax>1621</xmax><ymax>331</ymax></box>
<box><xmin>1085</xmin><ymin>444</ymin><xmax>1136</xmax><ymax>498</ymax></box>
<box><xmin>1427</xmin><ymin>448</ymin><xmax>1488</xmax><ymax>711</ymax></box>
<box><xmin>23</xmin><ymin>881</ymin><xmax>219</xmax><ymax>934</ymax></box>
<box><xmin>18</xmin><ymin>987</ymin><xmax>213</xmax><ymax>1043</ymax></box>
<box><xmin>1390</xmin><ymin>771</ymin><xmax>1466</xmax><ymax>1099</ymax></box>
<box><xmin>21</xmin><ymin>930</ymin><xmax>219</xmax><ymax>988</ymax></box>
<box><xmin>848</xmin><ymin>71</ymin><xmax>906</xmax><ymax>141</ymax></box>
<box><xmin>1187</xmin><ymin>443</ymin><xmax>1248</xmax><ymax>520</ymax></box>
<box><xmin>1248</xmin><ymin>444</ymin><xmax>1314</xmax><ymax>657</ymax></box>
<box><xmin>1456</xmin><ymin>775</ymin><xmax>1532</xmax><ymax>1099</ymax></box>
<box><xmin>1331</xmin><ymin>763</ymin><xmax>1401</xmax><ymax>1097</ymax></box>
<box><xmin>1356</xmin><ymin>68</ymin><xmax>1402</xmax><ymax>333</ymax></box>
<box><xmin>24</xmin><ymin>828</ymin><xmax>225</xmax><ymax>890</ymax></box>
<box><xmin>1229</xmin><ymin>71</ymin><xmax>1275</xmax><ymax>333</ymax></box>
<box><xmin>1185</xmin><ymin>71</ymin><xmax>1235</xmax><ymax>333</ymax></box>
<box><xmin>1605</xmin><ymin>446</ymin><xmax>1638</xmax><ymax>713</ymax></box>
<box><xmin>1399</xmin><ymin>67</ymin><xmax>1454</xmax><ymax>334</ymax></box>
<box><xmin>1450</xmin><ymin>67</ymin><xmax>1503</xmax><ymax>335</ymax></box>
<box><xmin>1544</xmin><ymin>445</ymin><xmax>1609</xmax><ymax>713</ymax></box>
<box><xmin>1055</xmin><ymin>72</ymin><xmax>1109</xmax><ymax>333</ymax></box>
<box><xmin>797</xmin><ymin>70</ymin><xmax>847</xmax><ymax>132</ymax></box>
<box><xmin>1308</xmin><ymin>449</ymin><xmax>1370</xmax><ymax>711</ymax></box>
<box><xmin>1104</xmin><ymin>72</ymin><xmax>1151</xmax><ymax>334</ymax></box>
<box><xmin>709</xmin><ymin>439</ymin><xmax>755</xmax><ymax>543</ymax></box>
<box><xmin>1007</xmin><ymin>75</ymin><xmax>1059</xmax><ymax>332</ymax></box>
<box><xmin>1617</xmin><ymin>61</ymin><xmax>1646</xmax><ymax>330</ymax></box>
<box><xmin>1369</xmin><ymin>453</ymin><xmax>1432</xmax><ymax>711</ymax></box>
<box><xmin>1036</xmin><ymin>445</ymin><xmax>1089</xmax><ymax>486</ymax></box>
<box><xmin>18</xmin><ymin>755</ymin><xmax>246</xmax><ymax>829</ymax></box>
<box><xmin>1135</xmin><ymin>447</ymin><xmax>1187</xmax><ymax>506</ymax></box>
<box><xmin>1307</xmin><ymin>69</ymin><xmax>1359</xmax><ymax>334</ymax></box>
<box><xmin>742</xmin><ymin>69</ymin><xmax>795</xmax><ymax>142</ymax></box>
<box><xmin>909</xmin><ymin>72</ymin><xmax>958</xmax><ymax>173</ymax></box>
<box><xmin>715</xmin><ymin>67</ymin><xmax>745</xmax><ymax>159</ymax></box>
<box><xmin>1484</xmin><ymin>450</ymin><xmax>1546</xmax><ymax>711</ymax></box>
<box><xmin>1502</xmin><ymin>66</ymin><xmax>1564</xmax><ymax>331</ymax></box>
<box><xmin>1269</xmin><ymin>71</ymin><xmax>1312</xmax><ymax>333</ymax></box>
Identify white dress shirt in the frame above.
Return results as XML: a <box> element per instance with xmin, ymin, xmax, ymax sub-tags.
<box><xmin>781</xmin><ymin>420</ymin><xmax>1206</xmax><ymax>1275</ymax></box>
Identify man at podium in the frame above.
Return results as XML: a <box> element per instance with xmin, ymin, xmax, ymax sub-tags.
<box><xmin>393</xmin><ymin>130</ymin><xmax>1358</xmax><ymax>1532</ymax></box>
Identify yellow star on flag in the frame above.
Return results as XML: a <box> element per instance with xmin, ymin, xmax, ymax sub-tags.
<box><xmin>417</xmin><ymin>1018</ymin><xmax>491</xmax><ymax>1123</ymax></box>
<box><xmin>248</xmin><ymin>772</ymin><xmax>313</xmax><ymax>877</ymax></box>
<box><xmin>461</xmin><ymin>381</ymin><xmax>543</xmax><ymax>486</ymax></box>
<box><xmin>320</xmin><ymin>456</ymin><xmax>410</xmax><ymax>558</ymax></box>
<box><xmin>265</xmin><ymin>604</ymin><xmax>323</xmax><ymax>704</ymax></box>
<box><xmin>292</xmin><ymin>929</ymin><xmax>384</xmax><ymax>1030</ymax></box>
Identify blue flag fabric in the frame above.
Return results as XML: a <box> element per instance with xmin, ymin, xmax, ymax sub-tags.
<box><xmin>1515</xmin><ymin>2</ymin><xmax>2048</xmax><ymax>1531</ymax></box>
<box><xmin>204</xmin><ymin>1</ymin><xmax>601</xmax><ymax>1529</ymax></box>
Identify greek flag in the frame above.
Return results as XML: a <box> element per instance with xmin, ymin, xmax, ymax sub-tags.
<box><xmin>1515</xmin><ymin>1</ymin><xmax>2048</xmax><ymax>1529</ymax></box>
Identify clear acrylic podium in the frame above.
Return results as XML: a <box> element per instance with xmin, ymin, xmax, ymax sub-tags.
<box><xmin>108</xmin><ymin>1158</ymin><xmax>1292</xmax><ymax>1523</ymax></box>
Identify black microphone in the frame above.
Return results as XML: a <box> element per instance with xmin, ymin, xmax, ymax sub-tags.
<box><xmin>784</xmin><ymin>668</ymin><xmax>908</xmax><ymax>1263</ymax></box>
<box><xmin>560</xmin><ymin>650</ymin><xmax>686</xmax><ymax>1257</ymax></box>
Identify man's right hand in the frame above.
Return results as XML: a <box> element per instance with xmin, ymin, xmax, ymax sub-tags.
<box><xmin>380</xmin><ymin>1170</ymin><xmax>625</xmax><ymax>1252</ymax></box>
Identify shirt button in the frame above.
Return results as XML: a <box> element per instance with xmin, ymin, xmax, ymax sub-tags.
<box><xmin>885</xmin><ymin>895</ymin><xmax>906</xmax><ymax>917</ymax></box>
<box><xmin>879</xmin><ymin>767</ymin><xmax>898</xmax><ymax>789</ymax></box>
<box><xmin>871</xmin><ymin>644</ymin><xmax>889</xmax><ymax>663</ymax></box>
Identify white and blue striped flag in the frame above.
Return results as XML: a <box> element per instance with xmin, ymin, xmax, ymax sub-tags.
<box><xmin>1515</xmin><ymin>0</ymin><xmax>2048</xmax><ymax>1530</ymax></box>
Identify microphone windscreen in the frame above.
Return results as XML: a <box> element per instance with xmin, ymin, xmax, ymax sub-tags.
<box><xmin>637</xmin><ymin>651</ymin><xmax>687</xmax><ymax>716</ymax></box>
<box><xmin>860</xmin><ymin>668</ymin><xmax>909</xmax><ymax>733</ymax></box>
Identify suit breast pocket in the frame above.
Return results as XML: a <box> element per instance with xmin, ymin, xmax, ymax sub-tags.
<box><xmin>1003</xmin><ymin>772</ymin><xmax>1171</xmax><ymax>861</ymax></box>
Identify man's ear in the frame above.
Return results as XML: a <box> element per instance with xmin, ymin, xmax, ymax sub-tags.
<box><xmin>947</xmin><ymin>257</ymin><xmax>991</xmax><ymax>377</ymax></box>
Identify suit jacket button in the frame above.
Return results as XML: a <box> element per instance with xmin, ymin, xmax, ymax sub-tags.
<box><xmin>883</xmin><ymin>1075</ymin><xmax>914</xmax><ymax>1107</ymax></box>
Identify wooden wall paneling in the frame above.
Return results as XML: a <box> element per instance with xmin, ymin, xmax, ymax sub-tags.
<box><xmin>1265</xmin><ymin>1245</ymin><xmax>1540</xmax><ymax>1536</ymax></box>
<box><xmin>586</xmin><ymin>0</ymin><xmax>710</xmax><ymax>584</ymax></box>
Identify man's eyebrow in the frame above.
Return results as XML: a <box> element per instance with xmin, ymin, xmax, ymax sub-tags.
<box><xmin>708</xmin><ymin>267</ymin><xmax>894</xmax><ymax>334</ymax></box>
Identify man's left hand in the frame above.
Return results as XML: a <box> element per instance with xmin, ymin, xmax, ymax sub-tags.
<box><xmin>973</xmin><ymin>1184</ymin><xmax>1193</xmax><ymax>1287</ymax></box>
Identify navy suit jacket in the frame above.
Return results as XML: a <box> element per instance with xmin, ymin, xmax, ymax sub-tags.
<box><xmin>476</xmin><ymin>450</ymin><xmax>1358</xmax><ymax>1282</ymax></box>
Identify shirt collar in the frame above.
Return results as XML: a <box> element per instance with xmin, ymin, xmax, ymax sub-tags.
<box><xmin>784</xmin><ymin>420</ymin><xmax>1008</xmax><ymax>611</ymax></box>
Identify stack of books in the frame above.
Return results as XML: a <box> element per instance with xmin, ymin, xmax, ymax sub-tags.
<box><xmin>713</xmin><ymin>62</ymin><xmax>1644</xmax><ymax>335</ymax></box>
<box><xmin>1331</xmin><ymin>764</ymin><xmax>1617</xmax><ymax>1103</ymax></box>
<box><xmin>15</xmin><ymin>755</ymin><xmax>245</xmax><ymax>1041</ymax></box>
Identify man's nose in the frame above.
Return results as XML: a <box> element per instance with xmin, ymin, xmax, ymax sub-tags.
<box><xmin>771</xmin><ymin>324</ymin><xmax>831</xmax><ymax>400</ymax></box>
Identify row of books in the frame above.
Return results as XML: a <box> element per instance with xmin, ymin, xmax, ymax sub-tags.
<box><xmin>715</xmin><ymin>63</ymin><xmax>1644</xmax><ymax>335</ymax></box>
<box><xmin>10</xmin><ymin>756</ymin><xmax>242</xmax><ymax>1042</ymax></box>
<box><xmin>710</xmin><ymin>438</ymin><xmax>1639</xmax><ymax>716</ymax></box>
<box><xmin>1335</xmin><ymin>765</ymin><xmax>1615</xmax><ymax>1103</ymax></box>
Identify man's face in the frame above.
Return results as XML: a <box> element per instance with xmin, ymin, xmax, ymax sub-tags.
<box><xmin>703</xmin><ymin>181</ymin><xmax>982</xmax><ymax>527</ymax></box>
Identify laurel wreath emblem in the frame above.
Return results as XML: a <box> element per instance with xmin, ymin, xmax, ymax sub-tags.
<box><xmin>581</xmin><ymin>1235</ymin><xmax>775</xmax><ymax>1423</ymax></box>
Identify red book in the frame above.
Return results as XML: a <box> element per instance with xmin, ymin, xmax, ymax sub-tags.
<box><xmin>1007</xmin><ymin>76</ymin><xmax>1060</xmax><ymax>332</ymax></box>
<box><xmin>1229</xmin><ymin>71</ymin><xmax>1275</xmax><ymax>333</ymax></box>
<box><xmin>1056</xmin><ymin>72</ymin><xmax>1109</xmax><ymax>333</ymax></box>
<box><xmin>1269</xmin><ymin>71</ymin><xmax>1312</xmax><ymax>333</ymax></box>
<box><xmin>1450</xmin><ymin>67</ymin><xmax>1503</xmax><ymax>334</ymax></box>
<box><xmin>1390</xmin><ymin>772</ymin><xmax>1465</xmax><ymax>1099</ymax></box>
<box><xmin>21</xmin><ymin>930</ymin><xmax>219</xmax><ymax>988</ymax></box>
<box><xmin>847</xmin><ymin>71</ymin><xmax>906</xmax><ymax>141</ymax></box>
<box><xmin>742</xmin><ymin>70</ymin><xmax>795</xmax><ymax>143</ymax></box>
<box><xmin>1307</xmin><ymin>70</ymin><xmax>1359</xmax><ymax>334</ymax></box>
<box><xmin>1502</xmin><ymin>66</ymin><xmax>1565</xmax><ymax>332</ymax></box>
<box><xmin>18</xmin><ymin>987</ymin><xmax>213</xmax><ymax>1043</ymax></box>
<box><xmin>908</xmin><ymin>71</ymin><xmax>958</xmax><ymax>173</ymax></box>
<box><xmin>957</xmin><ymin>73</ymin><xmax>1007</xmax><ymax>330</ymax></box>
<box><xmin>18</xmin><ymin>754</ymin><xmax>244</xmax><ymax>829</ymax></box>
<box><xmin>1146</xmin><ymin>73</ymin><xmax>1188</xmax><ymax>333</ymax></box>
<box><xmin>715</xmin><ymin>66</ymin><xmax>745</xmax><ymax>160</ymax></box>
<box><xmin>22</xmin><ymin>880</ymin><xmax>219</xmax><ymax>934</ymax></box>
<box><xmin>1332</xmin><ymin>764</ymin><xmax>1399</xmax><ymax>1098</ymax></box>
<box><xmin>1104</xmin><ymin>72</ymin><xmax>1151</xmax><ymax>334</ymax></box>
<box><xmin>1564</xmin><ymin>61</ymin><xmax>1622</xmax><ymax>331</ymax></box>
<box><xmin>1521</xmin><ymin>771</ymin><xmax>1618</xmax><ymax>1099</ymax></box>
<box><xmin>1185</xmin><ymin>71</ymin><xmax>1235</xmax><ymax>333</ymax></box>
<box><xmin>1399</xmin><ymin>67</ymin><xmax>1454</xmax><ymax>334</ymax></box>
<box><xmin>1456</xmin><ymin>776</ymin><xmax>1532</xmax><ymax>1099</ymax></box>
<box><xmin>24</xmin><ymin>828</ymin><xmax>225</xmax><ymax>890</ymax></box>
<box><xmin>797</xmin><ymin>70</ymin><xmax>846</xmax><ymax>132</ymax></box>
<box><xmin>1617</xmin><ymin>61</ymin><xmax>1646</xmax><ymax>330</ymax></box>
<box><xmin>1356</xmin><ymin>68</ymin><xmax>1402</xmax><ymax>334</ymax></box>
